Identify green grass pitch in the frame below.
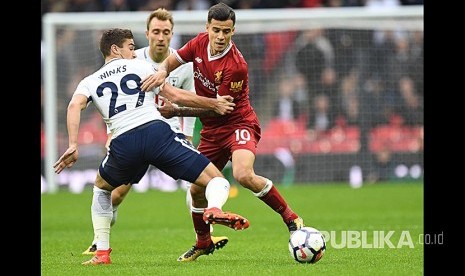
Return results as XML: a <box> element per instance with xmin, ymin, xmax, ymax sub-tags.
<box><xmin>41</xmin><ymin>182</ymin><xmax>423</xmax><ymax>275</ymax></box>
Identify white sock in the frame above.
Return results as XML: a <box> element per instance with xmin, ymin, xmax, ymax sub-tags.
<box><xmin>186</xmin><ymin>187</ymin><xmax>193</xmax><ymax>213</ymax></box>
<box><xmin>91</xmin><ymin>186</ymin><xmax>113</xmax><ymax>250</ymax></box>
<box><xmin>205</xmin><ymin>177</ymin><xmax>230</xmax><ymax>209</ymax></box>
<box><xmin>110</xmin><ymin>206</ymin><xmax>119</xmax><ymax>226</ymax></box>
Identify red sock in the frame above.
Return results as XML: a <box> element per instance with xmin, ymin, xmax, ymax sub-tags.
<box><xmin>258</xmin><ymin>185</ymin><xmax>299</xmax><ymax>223</ymax></box>
<box><xmin>192</xmin><ymin>212</ymin><xmax>211</xmax><ymax>248</ymax></box>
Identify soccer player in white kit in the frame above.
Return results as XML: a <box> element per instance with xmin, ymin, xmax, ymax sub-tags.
<box><xmin>82</xmin><ymin>8</ymin><xmax>227</xmax><ymax>256</ymax></box>
<box><xmin>53</xmin><ymin>28</ymin><xmax>249</xmax><ymax>265</ymax></box>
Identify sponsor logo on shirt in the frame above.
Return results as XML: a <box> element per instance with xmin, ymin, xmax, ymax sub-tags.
<box><xmin>195</xmin><ymin>57</ymin><xmax>203</xmax><ymax>63</ymax></box>
<box><xmin>193</xmin><ymin>67</ymin><xmax>216</xmax><ymax>92</ymax></box>
<box><xmin>230</xmin><ymin>80</ymin><xmax>244</xmax><ymax>93</ymax></box>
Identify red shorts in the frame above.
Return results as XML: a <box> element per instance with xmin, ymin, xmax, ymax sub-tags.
<box><xmin>198</xmin><ymin>122</ymin><xmax>261</xmax><ymax>171</ymax></box>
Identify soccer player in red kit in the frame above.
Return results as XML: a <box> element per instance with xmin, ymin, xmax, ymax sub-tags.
<box><xmin>142</xmin><ymin>2</ymin><xmax>306</xmax><ymax>262</ymax></box>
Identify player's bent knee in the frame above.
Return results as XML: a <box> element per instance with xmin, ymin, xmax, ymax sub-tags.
<box><xmin>95</xmin><ymin>173</ymin><xmax>114</xmax><ymax>192</ymax></box>
<box><xmin>194</xmin><ymin>163</ymin><xmax>223</xmax><ymax>187</ymax></box>
<box><xmin>233</xmin><ymin>172</ymin><xmax>254</xmax><ymax>186</ymax></box>
<box><xmin>204</xmin><ymin>163</ymin><xmax>224</xmax><ymax>178</ymax></box>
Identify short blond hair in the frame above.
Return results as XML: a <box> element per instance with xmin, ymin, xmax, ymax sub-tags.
<box><xmin>146</xmin><ymin>8</ymin><xmax>174</xmax><ymax>31</ymax></box>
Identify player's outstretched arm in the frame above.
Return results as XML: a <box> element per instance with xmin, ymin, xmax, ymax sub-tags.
<box><xmin>159</xmin><ymin>83</ymin><xmax>235</xmax><ymax>115</ymax></box>
<box><xmin>53</xmin><ymin>94</ymin><xmax>88</xmax><ymax>174</ymax></box>
<box><xmin>158</xmin><ymin>104</ymin><xmax>221</xmax><ymax>119</ymax></box>
<box><xmin>157</xmin><ymin>96</ymin><xmax>224</xmax><ymax>119</ymax></box>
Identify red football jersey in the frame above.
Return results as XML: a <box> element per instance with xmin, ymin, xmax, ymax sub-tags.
<box><xmin>174</xmin><ymin>33</ymin><xmax>259</xmax><ymax>132</ymax></box>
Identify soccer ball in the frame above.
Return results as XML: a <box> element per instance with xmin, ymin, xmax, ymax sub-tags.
<box><xmin>289</xmin><ymin>227</ymin><xmax>326</xmax><ymax>264</ymax></box>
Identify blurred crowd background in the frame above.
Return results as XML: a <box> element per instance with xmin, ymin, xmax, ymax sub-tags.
<box><xmin>41</xmin><ymin>0</ymin><xmax>423</xmax><ymax>14</ymax></box>
<box><xmin>41</xmin><ymin>0</ymin><xmax>423</xmax><ymax>192</ymax></box>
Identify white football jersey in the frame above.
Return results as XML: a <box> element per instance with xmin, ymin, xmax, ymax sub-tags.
<box><xmin>74</xmin><ymin>58</ymin><xmax>167</xmax><ymax>139</ymax></box>
<box><xmin>135</xmin><ymin>47</ymin><xmax>196</xmax><ymax>136</ymax></box>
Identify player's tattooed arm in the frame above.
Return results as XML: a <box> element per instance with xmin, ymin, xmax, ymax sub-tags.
<box><xmin>158</xmin><ymin>105</ymin><xmax>220</xmax><ymax>119</ymax></box>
